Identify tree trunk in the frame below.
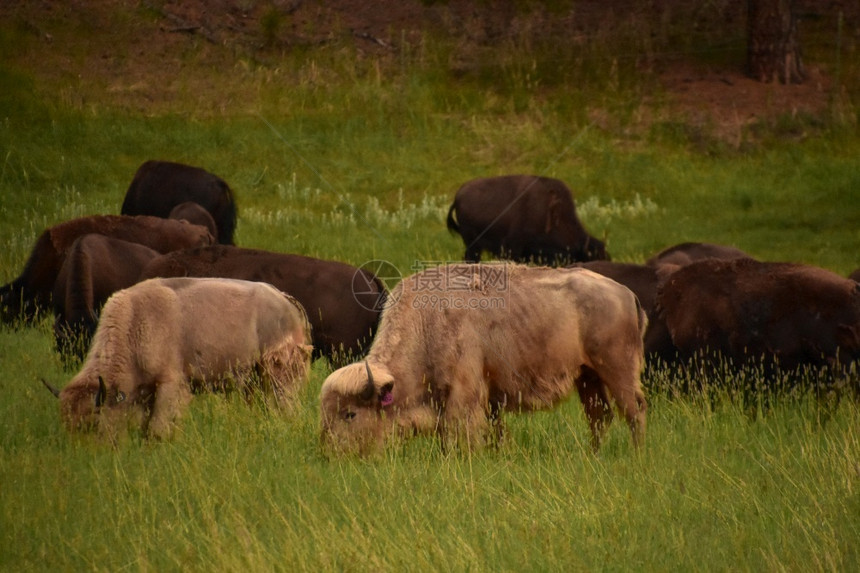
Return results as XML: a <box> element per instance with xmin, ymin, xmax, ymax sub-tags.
<box><xmin>747</xmin><ymin>0</ymin><xmax>804</xmax><ymax>84</ymax></box>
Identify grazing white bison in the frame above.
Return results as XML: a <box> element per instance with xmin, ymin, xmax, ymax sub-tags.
<box><xmin>50</xmin><ymin>277</ymin><xmax>313</xmax><ymax>439</ymax></box>
<box><xmin>320</xmin><ymin>263</ymin><xmax>647</xmax><ymax>455</ymax></box>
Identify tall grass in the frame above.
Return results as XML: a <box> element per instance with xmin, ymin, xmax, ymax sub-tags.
<box><xmin>3</xmin><ymin>346</ymin><xmax>858</xmax><ymax>570</ymax></box>
<box><xmin>2</xmin><ymin>2</ymin><xmax>860</xmax><ymax>570</ymax></box>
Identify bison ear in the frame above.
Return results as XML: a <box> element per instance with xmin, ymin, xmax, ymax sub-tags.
<box><xmin>95</xmin><ymin>376</ymin><xmax>107</xmax><ymax>408</ymax></box>
<box><xmin>379</xmin><ymin>382</ymin><xmax>394</xmax><ymax>407</ymax></box>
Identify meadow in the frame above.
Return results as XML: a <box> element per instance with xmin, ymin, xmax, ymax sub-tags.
<box><xmin>1</xmin><ymin>2</ymin><xmax>859</xmax><ymax>571</ymax></box>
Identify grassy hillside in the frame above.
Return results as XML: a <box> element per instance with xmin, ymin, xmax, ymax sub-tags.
<box><xmin>1</xmin><ymin>2</ymin><xmax>859</xmax><ymax>571</ymax></box>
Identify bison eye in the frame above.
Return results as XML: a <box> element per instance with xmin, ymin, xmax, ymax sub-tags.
<box><xmin>343</xmin><ymin>411</ymin><xmax>356</xmax><ymax>422</ymax></box>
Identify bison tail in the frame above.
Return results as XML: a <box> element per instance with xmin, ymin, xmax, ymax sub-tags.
<box><xmin>446</xmin><ymin>203</ymin><xmax>460</xmax><ymax>234</ymax></box>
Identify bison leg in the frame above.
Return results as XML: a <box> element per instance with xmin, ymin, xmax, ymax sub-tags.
<box><xmin>440</xmin><ymin>366</ymin><xmax>490</xmax><ymax>452</ymax></box>
<box><xmin>441</xmin><ymin>407</ymin><xmax>489</xmax><ymax>453</ymax></box>
<box><xmin>147</xmin><ymin>374</ymin><xmax>193</xmax><ymax>439</ymax></box>
<box><xmin>623</xmin><ymin>390</ymin><xmax>647</xmax><ymax>449</ymax></box>
<box><xmin>590</xmin><ymin>363</ymin><xmax>647</xmax><ymax>450</ymax></box>
<box><xmin>487</xmin><ymin>400</ymin><xmax>506</xmax><ymax>447</ymax></box>
<box><xmin>576</xmin><ymin>367</ymin><xmax>615</xmax><ymax>452</ymax></box>
<box><xmin>464</xmin><ymin>246</ymin><xmax>482</xmax><ymax>263</ymax></box>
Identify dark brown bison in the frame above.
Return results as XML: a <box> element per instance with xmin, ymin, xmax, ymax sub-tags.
<box><xmin>571</xmin><ymin>261</ymin><xmax>677</xmax><ymax>367</ymax></box>
<box><xmin>52</xmin><ymin>235</ymin><xmax>160</xmax><ymax>362</ymax></box>
<box><xmin>656</xmin><ymin>258</ymin><xmax>860</xmax><ymax>384</ymax></box>
<box><xmin>0</xmin><ymin>215</ymin><xmax>214</xmax><ymax>325</ymax></box>
<box><xmin>646</xmin><ymin>242</ymin><xmax>753</xmax><ymax>267</ymax></box>
<box><xmin>446</xmin><ymin>175</ymin><xmax>608</xmax><ymax>265</ymax></box>
<box><xmin>320</xmin><ymin>264</ymin><xmax>647</xmax><ymax>456</ymax></box>
<box><xmin>121</xmin><ymin>160</ymin><xmax>237</xmax><ymax>245</ymax></box>
<box><xmin>849</xmin><ymin>268</ymin><xmax>860</xmax><ymax>283</ymax></box>
<box><xmin>168</xmin><ymin>201</ymin><xmax>219</xmax><ymax>240</ymax></box>
<box><xmin>138</xmin><ymin>245</ymin><xmax>387</xmax><ymax>363</ymax></box>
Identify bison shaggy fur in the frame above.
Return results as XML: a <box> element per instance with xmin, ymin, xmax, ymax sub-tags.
<box><xmin>320</xmin><ymin>263</ymin><xmax>647</xmax><ymax>456</ymax></box>
<box><xmin>57</xmin><ymin>277</ymin><xmax>313</xmax><ymax>440</ymax></box>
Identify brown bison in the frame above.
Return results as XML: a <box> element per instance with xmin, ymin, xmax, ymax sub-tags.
<box><xmin>121</xmin><ymin>160</ymin><xmax>237</xmax><ymax>245</ymax></box>
<box><xmin>849</xmin><ymin>268</ymin><xmax>860</xmax><ymax>283</ymax></box>
<box><xmin>646</xmin><ymin>242</ymin><xmax>753</xmax><ymax>267</ymax></box>
<box><xmin>47</xmin><ymin>277</ymin><xmax>313</xmax><ymax>440</ymax></box>
<box><xmin>168</xmin><ymin>201</ymin><xmax>219</xmax><ymax>240</ymax></box>
<box><xmin>656</xmin><ymin>258</ymin><xmax>860</xmax><ymax>380</ymax></box>
<box><xmin>446</xmin><ymin>175</ymin><xmax>609</xmax><ymax>265</ymax></box>
<box><xmin>570</xmin><ymin>261</ymin><xmax>677</xmax><ymax>367</ymax></box>
<box><xmin>138</xmin><ymin>245</ymin><xmax>387</xmax><ymax>363</ymax></box>
<box><xmin>52</xmin><ymin>235</ymin><xmax>160</xmax><ymax>362</ymax></box>
<box><xmin>320</xmin><ymin>263</ymin><xmax>647</xmax><ymax>456</ymax></box>
<box><xmin>0</xmin><ymin>214</ymin><xmax>214</xmax><ymax>324</ymax></box>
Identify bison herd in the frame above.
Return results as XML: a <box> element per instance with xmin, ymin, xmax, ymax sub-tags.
<box><xmin>3</xmin><ymin>160</ymin><xmax>859</xmax><ymax>455</ymax></box>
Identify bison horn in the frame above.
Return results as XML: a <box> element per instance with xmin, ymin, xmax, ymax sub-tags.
<box><xmin>360</xmin><ymin>360</ymin><xmax>376</xmax><ymax>401</ymax></box>
<box><xmin>95</xmin><ymin>376</ymin><xmax>107</xmax><ymax>408</ymax></box>
<box><xmin>41</xmin><ymin>378</ymin><xmax>60</xmax><ymax>398</ymax></box>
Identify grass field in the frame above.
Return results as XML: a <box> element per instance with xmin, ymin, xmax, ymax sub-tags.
<box><xmin>1</xmin><ymin>2</ymin><xmax>859</xmax><ymax>571</ymax></box>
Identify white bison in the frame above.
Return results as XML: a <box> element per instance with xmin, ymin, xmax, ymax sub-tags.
<box><xmin>49</xmin><ymin>277</ymin><xmax>313</xmax><ymax>439</ymax></box>
<box><xmin>320</xmin><ymin>263</ymin><xmax>647</xmax><ymax>455</ymax></box>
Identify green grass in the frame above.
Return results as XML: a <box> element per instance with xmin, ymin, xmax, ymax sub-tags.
<box><xmin>2</xmin><ymin>3</ymin><xmax>860</xmax><ymax>571</ymax></box>
<box><xmin>3</xmin><ymin>346</ymin><xmax>858</xmax><ymax>571</ymax></box>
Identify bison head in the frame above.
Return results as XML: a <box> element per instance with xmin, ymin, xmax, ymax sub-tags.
<box><xmin>1</xmin><ymin>283</ymin><xmax>43</xmax><ymax>325</ymax></box>
<box><xmin>319</xmin><ymin>361</ymin><xmax>397</xmax><ymax>456</ymax></box>
<box><xmin>56</xmin><ymin>376</ymin><xmax>106</xmax><ymax>432</ymax></box>
<box><xmin>56</xmin><ymin>375</ymin><xmax>144</xmax><ymax>436</ymax></box>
